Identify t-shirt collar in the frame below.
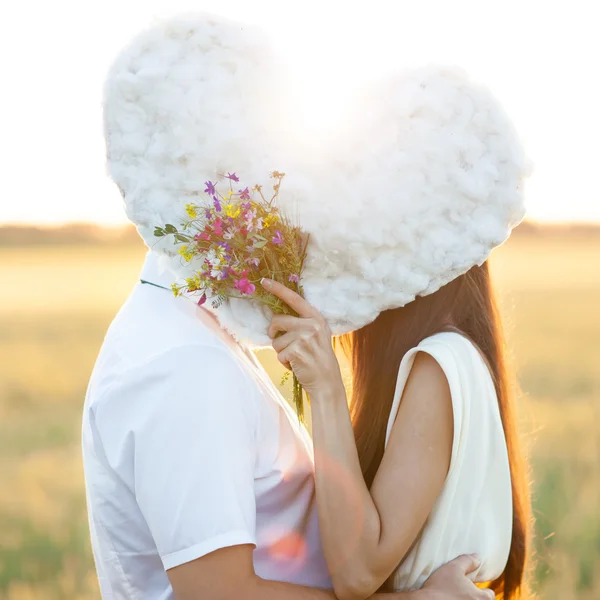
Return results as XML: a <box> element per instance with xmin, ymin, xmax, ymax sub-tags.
<box><xmin>139</xmin><ymin>251</ymin><xmax>177</xmax><ymax>290</ymax></box>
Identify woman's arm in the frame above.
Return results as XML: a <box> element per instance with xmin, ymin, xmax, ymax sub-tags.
<box><xmin>310</xmin><ymin>353</ymin><xmax>453</xmax><ymax>600</ymax></box>
<box><xmin>261</xmin><ymin>279</ymin><xmax>454</xmax><ymax>600</ymax></box>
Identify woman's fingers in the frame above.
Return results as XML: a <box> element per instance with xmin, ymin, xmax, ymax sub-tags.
<box><xmin>277</xmin><ymin>355</ymin><xmax>291</xmax><ymax>370</ymax></box>
<box><xmin>271</xmin><ymin>331</ymin><xmax>298</xmax><ymax>353</ymax></box>
<box><xmin>268</xmin><ymin>314</ymin><xmax>303</xmax><ymax>339</ymax></box>
<box><xmin>277</xmin><ymin>340</ymin><xmax>304</xmax><ymax>368</ymax></box>
<box><xmin>264</xmin><ymin>283</ymin><xmax>336</xmax><ymax>390</ymax></box>
<box><xmin>261</xmin><ymin>278</ymin><xmax>319</xmax><ymax>319</ymax></box>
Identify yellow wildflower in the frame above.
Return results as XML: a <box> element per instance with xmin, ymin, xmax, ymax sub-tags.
<box><xmin>178</xmin><ymin>246</ymin><xmax>194</xmax><ymax>262</ymax></box>
<box><xmin>185</xmin><ymin>204</ymin><xmax>198</xmax><ymax>219</ymax></box>
<box><xmin>170</xmin><ymin>283</ymin><xmax>181</xmax><ymax>297</ymax></box>
<box><xmin>264</xmin><ymin>213</ymin><xmax>279</xmax><ymax>227</ymax></box>
<box><xmin>225</xmin><ymin>204</ymin><xmax>241</xmax><ymax>218</ymax></box>
<box><xmin>185</xmin><ymin>277</ymin><xmax>200</xmax><ymax>292</ymax></box>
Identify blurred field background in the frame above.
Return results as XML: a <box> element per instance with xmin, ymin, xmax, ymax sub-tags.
<box><xmin>0</xmin><ymin>224</ymin><xmax>598</xmax><ymax>600</ymax></box>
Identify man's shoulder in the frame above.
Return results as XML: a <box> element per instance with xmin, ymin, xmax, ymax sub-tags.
<box><xmin>86</xmin><ymin>286</ymin><xmax>229</xmax><ymax>407</ymax></box>
<box><xmin>86</xmin><ymin>334</ymin><xmax>260</xmax><ymax>447</ymax></box>
<box><xmin>86</xmin><ymin>334</ymin><xmax>261</xmax><ymax>461</ymax></box>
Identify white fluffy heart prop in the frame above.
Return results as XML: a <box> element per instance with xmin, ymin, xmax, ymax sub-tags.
<box><xmin>104</xmin><ymin>14</ymin><xmax>530</xmax><ymax>347</ymax></box>
<box><xmin>104</xmin><ymin>13</ymin><xmax>283</xmax><ymax>249</ymax></box>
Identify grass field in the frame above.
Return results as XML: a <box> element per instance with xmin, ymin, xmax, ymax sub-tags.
<box><xmin>0</xmin><ymin>232</ymin><xmax>599</xmax><ymax>599</ymax></box>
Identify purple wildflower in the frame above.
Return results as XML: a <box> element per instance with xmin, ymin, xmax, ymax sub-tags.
<box><xmin>213</xmin><ymin>196</ymin><xmax>222</xmax><ymax>212</ymax></box>
<box><xmin>205</xmin><ymin>209</ymin><xmax>212</xmax><ymax>220</ymax></box>
<box><xmin>204</xmin><ymin>181</ymin><xmax>216</xmax><ymax>195</ymax></box>
<box><xmin>217</xmin><ymin>241</ymin><xmax>231</xmax><ymax>252</ymax></box>
<box><xmin>272</xmin><ymin>230</ymin><xmax>284</xmax><ymax>245</ymax></box>
<box><xmin>239</xmin><ymin>187</ymin><xmax>251</xmax><ymax>200</ymax></box>
<box><xmin>225</xmin><ymin>172</ymin><xmax>240</xmax><ymax>182</ymax></box>
<box><xmin>241</xmin><ymin>201</ymin><xmax>252</xmax><ymax>211</ymax></box>
<box><xmin>288</xmin><ymin>274</ymin><xmax>299</xmax><ymax>283</ymax></box>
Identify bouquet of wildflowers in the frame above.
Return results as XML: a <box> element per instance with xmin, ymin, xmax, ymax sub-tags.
<box><xmin>154</xmin><ymin>171</ymin><xmax>309</xmax><ymax>421</ymax></box>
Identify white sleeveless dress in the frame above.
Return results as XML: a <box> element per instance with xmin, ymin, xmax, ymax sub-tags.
<box><xmin>385</xmin><ymin>332</ymin><xmax>513</xmax><ymax>591</ymax></box>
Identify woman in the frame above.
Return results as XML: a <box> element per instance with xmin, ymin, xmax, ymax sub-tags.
<box><xmin>261</xmin><ymin>258</ymin><xmax>531</xmax><ymax>600</ymax></box>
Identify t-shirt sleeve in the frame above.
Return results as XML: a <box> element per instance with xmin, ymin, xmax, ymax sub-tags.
<box><xmin>94</xmin><ymin>344</ymin><xmax>259</xmax><ymax>570</ymax></box>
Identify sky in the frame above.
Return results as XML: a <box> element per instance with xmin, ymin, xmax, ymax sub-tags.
<box><xmin>1</xmin><ymin>0</ymin><xmax>598</xmax><ymax>225</ymax></box>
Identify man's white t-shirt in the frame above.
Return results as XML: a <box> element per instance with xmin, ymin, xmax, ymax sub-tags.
<box><xmin>82</xmin><ymin>252</ymin><xmax>332</xmax><ymax>599</ymax></box>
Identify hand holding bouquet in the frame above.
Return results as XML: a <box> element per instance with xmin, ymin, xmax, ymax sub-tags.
<box><xmin>154</xmin><ymin>171</ymin><xmax>309</xmax><ymax>421</ymax></box>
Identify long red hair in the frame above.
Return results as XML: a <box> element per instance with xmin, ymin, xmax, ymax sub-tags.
<box><xmin>339</xmin><ymin>262</ymin><xmax>531</xmax><ymax>599</ymax></box>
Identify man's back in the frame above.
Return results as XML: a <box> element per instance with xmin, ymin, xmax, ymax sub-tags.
<box><xmin>82</xmin><ymin>253</ymin><xmax>331</xmax><ymax>598</ymax></box>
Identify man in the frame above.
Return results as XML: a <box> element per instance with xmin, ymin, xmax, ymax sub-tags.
<box><xmin>84</xmin><ymin>13</ymin><xmax>494</xmax><ymax>600</ymax></box>
<box><xmin>83</xmin><ymin>251</ymin><xmax>492</xmax><ymax>600</ymax></box>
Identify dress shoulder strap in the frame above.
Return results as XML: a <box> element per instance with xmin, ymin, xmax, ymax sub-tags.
<box><xmin>383</xmin><ymin>331</ymin><xmax>469</xmax><ymax>448</ymax></box>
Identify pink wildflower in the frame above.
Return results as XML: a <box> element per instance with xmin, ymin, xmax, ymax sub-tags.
<box><xmin>234</xmin><ymin>278</ymin><xmax>256</xmax><ymax>296</ymax></box>
<box><xmin>272</xmin><ymin>230</ymin><xmax>284</xmax><ymax>245</ymax></box>
<box><xmin>212</xmin><ymin>218</ymin><xmax>224</xmax><ymax>236</ymax></box>
<box><xmin>288</xmin><ymin>274</ymin><xmax>299</xmax><ymax>283</ymax></box>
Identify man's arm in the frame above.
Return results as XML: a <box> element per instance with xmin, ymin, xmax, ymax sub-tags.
<box><xmin>167</xmin><ymin>546</ymin><xmax>494</xmax><ymax>600</ymax></box>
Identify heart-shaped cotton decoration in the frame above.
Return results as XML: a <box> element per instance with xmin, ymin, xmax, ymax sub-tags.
<box><xmin>104</xmin><ymin>13</ymin><xmax>285</xmax><ymax>256</ymax></box>
<box><xmin>105</xmin><ymin>14</ymin><xmax>530</xmax><ymax>348</ymax></box>
<box><xmin>280</xmin><ymin>66</ymin><xmax>530</xmax><ymax>336</ymax></box>
<box><xmin>216</xmin><ymin>67</ymin><xmax>530</xmax><ymax>344</ymax></box>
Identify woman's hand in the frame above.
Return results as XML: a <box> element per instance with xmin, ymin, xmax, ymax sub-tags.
<box><xmin>261</xmin><ymin>278</ymin><xmax>344</xmax><ymax>398</ymax></box>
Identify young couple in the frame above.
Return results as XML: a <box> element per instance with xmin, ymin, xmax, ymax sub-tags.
<box><xmin>83</xmin><ymin>13</ymin><xmax>531</xmax><ymax>600</ymax></box>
